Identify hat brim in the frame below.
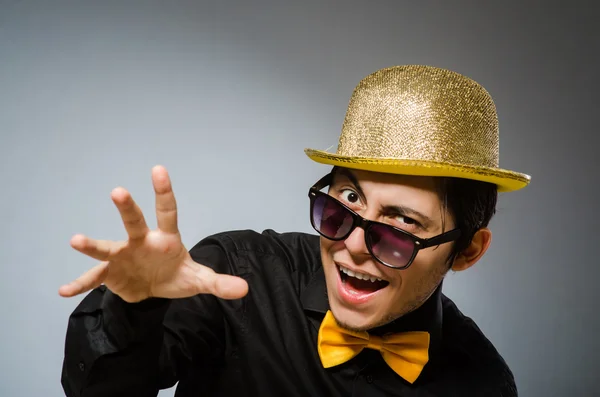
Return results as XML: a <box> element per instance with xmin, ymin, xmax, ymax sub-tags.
<box><xmin>305</xmin><ymin>149</ymin><xmax>530</xmax><ymax>192</ymax></box>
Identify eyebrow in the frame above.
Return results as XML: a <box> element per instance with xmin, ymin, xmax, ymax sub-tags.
<box><xmin>384</xmin><ymin>204</ymin><xmax>435</xmax><ymax>229</ymax></box>
<box><xmin>334</xmin><ymin>168</ymin><xmax>435</xmax><ymax>229</ymax></box>
<box><xmin>334</xmin><ymin>168</ymin><xmax>367</xmax><ymax>201</ymax></box>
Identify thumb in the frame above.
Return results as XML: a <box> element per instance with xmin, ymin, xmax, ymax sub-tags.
<box><xmin>210</xmin><ymin>274</ymin><xmax>249</xmax><ymax>299</ymax></box>
<box><xmin>197</xmin><ymin>266</ymin><xmax>248</xmax><ymax>299</ymax></box>
<box><xmin>59</xmin><ymin>262</ymin><xmax>109</xmax><ymax>297</ymax></box>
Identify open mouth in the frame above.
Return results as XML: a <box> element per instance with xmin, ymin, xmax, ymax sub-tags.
<box><xmin>337</xmin><ymin>265</ymin><xmax>389</xmax><ymax>295</ymax></box>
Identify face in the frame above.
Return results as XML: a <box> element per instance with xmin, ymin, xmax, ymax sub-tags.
<box><xmin>320</xmin><ymin>168</ymin><xmax>456</xmax><ymax>331</ymax></box>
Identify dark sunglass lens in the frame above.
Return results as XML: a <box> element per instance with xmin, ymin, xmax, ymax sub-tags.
<box><xmin>312</xmin><ymin>195</ymin><xmax>353</xmax><ymax>239</ymax></box>
<box><xmin>368</xmin><ymin>224</ymin><xmax>415</xmax><ymax>267</ymax></box>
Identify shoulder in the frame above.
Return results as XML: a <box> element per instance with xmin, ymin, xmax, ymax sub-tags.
<box><xmin>438</xmin><ymin>295</ymin><xmax>518</xmax><ymax>396</ymax></box>
<box><xmin>189</xmin><ymin>229</ymin><xmax>322</xmax><ymax>274</ymax></box>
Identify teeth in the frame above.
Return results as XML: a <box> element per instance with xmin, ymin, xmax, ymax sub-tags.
<box><xmin>339</xmin><ymin>266</ymin><xmax>383</xmax><ymax>283</ymax></box>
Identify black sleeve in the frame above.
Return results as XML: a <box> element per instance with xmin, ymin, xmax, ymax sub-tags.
<box><xmin>61</xmin><ymin>238</ymin><xmax>239</xmax><ymax>397</ymax></box>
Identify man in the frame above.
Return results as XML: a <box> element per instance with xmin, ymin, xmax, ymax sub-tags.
<box><xmin>59</xmin><ymin>65</ymin><xmax>530</xmax><ymax>396</ymax></box>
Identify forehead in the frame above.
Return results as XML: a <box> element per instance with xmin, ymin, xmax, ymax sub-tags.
<box><xmin>332</xmin><ymin>168</ymin><xmax>443</xmax><ymax>212</ymax></box>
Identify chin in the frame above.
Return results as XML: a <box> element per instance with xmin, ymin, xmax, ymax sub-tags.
<box><xmin>330</xmin><ymin>304</ymin><xmax>382</xmax><ymax>332</ymax></box>
<box><xmin>326</xmin><ymin>281</ymin><xmax>395</xmax><ymax>332</ymax></box>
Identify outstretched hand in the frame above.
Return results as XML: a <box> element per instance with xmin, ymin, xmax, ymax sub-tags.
<box><xmin>59</xmin><ymin>165</ymin><xmax>248</xmax><ymax>303</ymax></box>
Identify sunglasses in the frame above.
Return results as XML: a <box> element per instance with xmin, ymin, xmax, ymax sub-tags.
<box><xmin>308</xmin><ymin>173</ymin><xmax>461</xmax><ymax>270</ymax></box>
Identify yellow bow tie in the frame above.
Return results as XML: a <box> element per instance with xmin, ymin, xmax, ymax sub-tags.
<box><xmin>317</xmin><ymin>310</ymin><xmax>430</xmax><ymax>384</ymax></box>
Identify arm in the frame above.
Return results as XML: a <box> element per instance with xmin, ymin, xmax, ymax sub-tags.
<box><xmin>61</xmin><ymin>242</ymin><xmax>230</xmax><ymax>397</ymax></box>
<box><xmin>61</xmin><ymin>288</ymin><xmax>170</xmax><ymax>397</ymax></box>
<box><xmin>58</xmin><ymin>166</ymin><xmax>247</xmax><ymax>396</ymax></box>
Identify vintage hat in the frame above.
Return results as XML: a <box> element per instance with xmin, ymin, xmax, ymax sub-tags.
<box><xmin>305</xmin><ymin>65</ymin><xmax>530</xmax><ymax>192</ymax></box>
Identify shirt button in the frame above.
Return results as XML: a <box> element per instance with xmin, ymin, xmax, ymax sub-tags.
<box><xmin>366</xmin><ymin>375</ymin><xmax>373</xmax><ymax>383</ymax></box>
<box><xmin>78</xmin><ymin>362</ymin><xmax>85</xmax><ymax>372</ymax></box>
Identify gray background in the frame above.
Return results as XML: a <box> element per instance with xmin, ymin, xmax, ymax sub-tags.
<box><xmin>0</xmin><ymin>1</ymin><xmax>598</xmax><ymax>396</ymax></box>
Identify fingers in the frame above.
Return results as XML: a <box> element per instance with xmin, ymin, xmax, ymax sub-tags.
<box><xmin>152</xmin><ymin>165</ymin><xmax>179</xmax><ymax>234</ymax></box>
<box><xmin>70</xmin><ymin>234</ymin><xmax>126</xmax><ymax>261</ymax></box>
<box><xmin>58</xmin><ymin>262</ymin><xmax>109</xmax><ymax>297</ymax></box>
<box><xmin>196</xmin><ymin>266</ymin><xmax>249</xmax><ymax>300</ymax></box>
<box><xmin>111</xmin><ymin>187</ymin><xmax>150</xmax><ymax>240</ymax></box>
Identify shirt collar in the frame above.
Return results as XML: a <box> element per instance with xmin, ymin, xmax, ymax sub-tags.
<box><xmin>300</xmin><ymin>266</ymin><xmax>444</xmax><ymax>357</ymax></box>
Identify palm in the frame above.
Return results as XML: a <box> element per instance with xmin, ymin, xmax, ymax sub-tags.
<box><xmin>59</xmin><ymin>166</ymin><xmax>248</xmax><ymax>302</ymax></box>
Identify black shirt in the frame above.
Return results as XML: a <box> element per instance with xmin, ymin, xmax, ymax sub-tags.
<box><xmin>61</xmin><ymin>229</ymin><xmax>517</xmax><ymax>396</ymax></box>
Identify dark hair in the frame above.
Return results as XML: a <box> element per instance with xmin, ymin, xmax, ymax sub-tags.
<box><xmin>436</xmin><ymin>177</ymin><xmax>498</xmax><ymax>264</ymax></box>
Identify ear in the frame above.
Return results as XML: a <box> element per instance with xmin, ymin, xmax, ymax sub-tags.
<box><xmin>451</xmin><ymin>228</ymin><xmax>492</xmax><ymax>272</ymax></box>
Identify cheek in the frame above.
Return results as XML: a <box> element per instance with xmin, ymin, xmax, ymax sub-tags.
<box><xmin>319</xmin><ymin>236</ymin><xmax>333</xmax><ymax>257</ymax></box>
<box><xmin>413</xmin><ymin>244</ymin><xmax>453</xmax><ymax>270</ymax></box>
<box><xmin>320</xmin><ymin>238</ymin><xmax>341</xmax><ymax>291</ymax></box>
<box><xmin>383</xmin><ymin>250</ymin><xmax>448</xmax><ymax>292</ymax></box>
<box><xmin>405</xmin><ymin>253</ymin><xmax>449</xmax><ymax>292</ymax></box>
<box><xmin>319</xmin><ymin>237</ymin><xmax>338</xmax><ymax>271</ymax></box>
<box><xmin>320</xmin><ymin>236</ymin><xmax>346</xmax><ymax>259</ymax></box>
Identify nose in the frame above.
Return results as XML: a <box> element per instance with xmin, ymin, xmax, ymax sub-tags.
<box><xmin>343</xmin><ymin>224</ymin><xmax>371</xmax><ymax>262</ymax></box>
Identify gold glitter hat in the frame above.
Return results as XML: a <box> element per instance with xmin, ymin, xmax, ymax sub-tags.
<box><xmin>305</xmin><ymin>65</ymin><xmax>530</xmax><ymax>192</ymax></box>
